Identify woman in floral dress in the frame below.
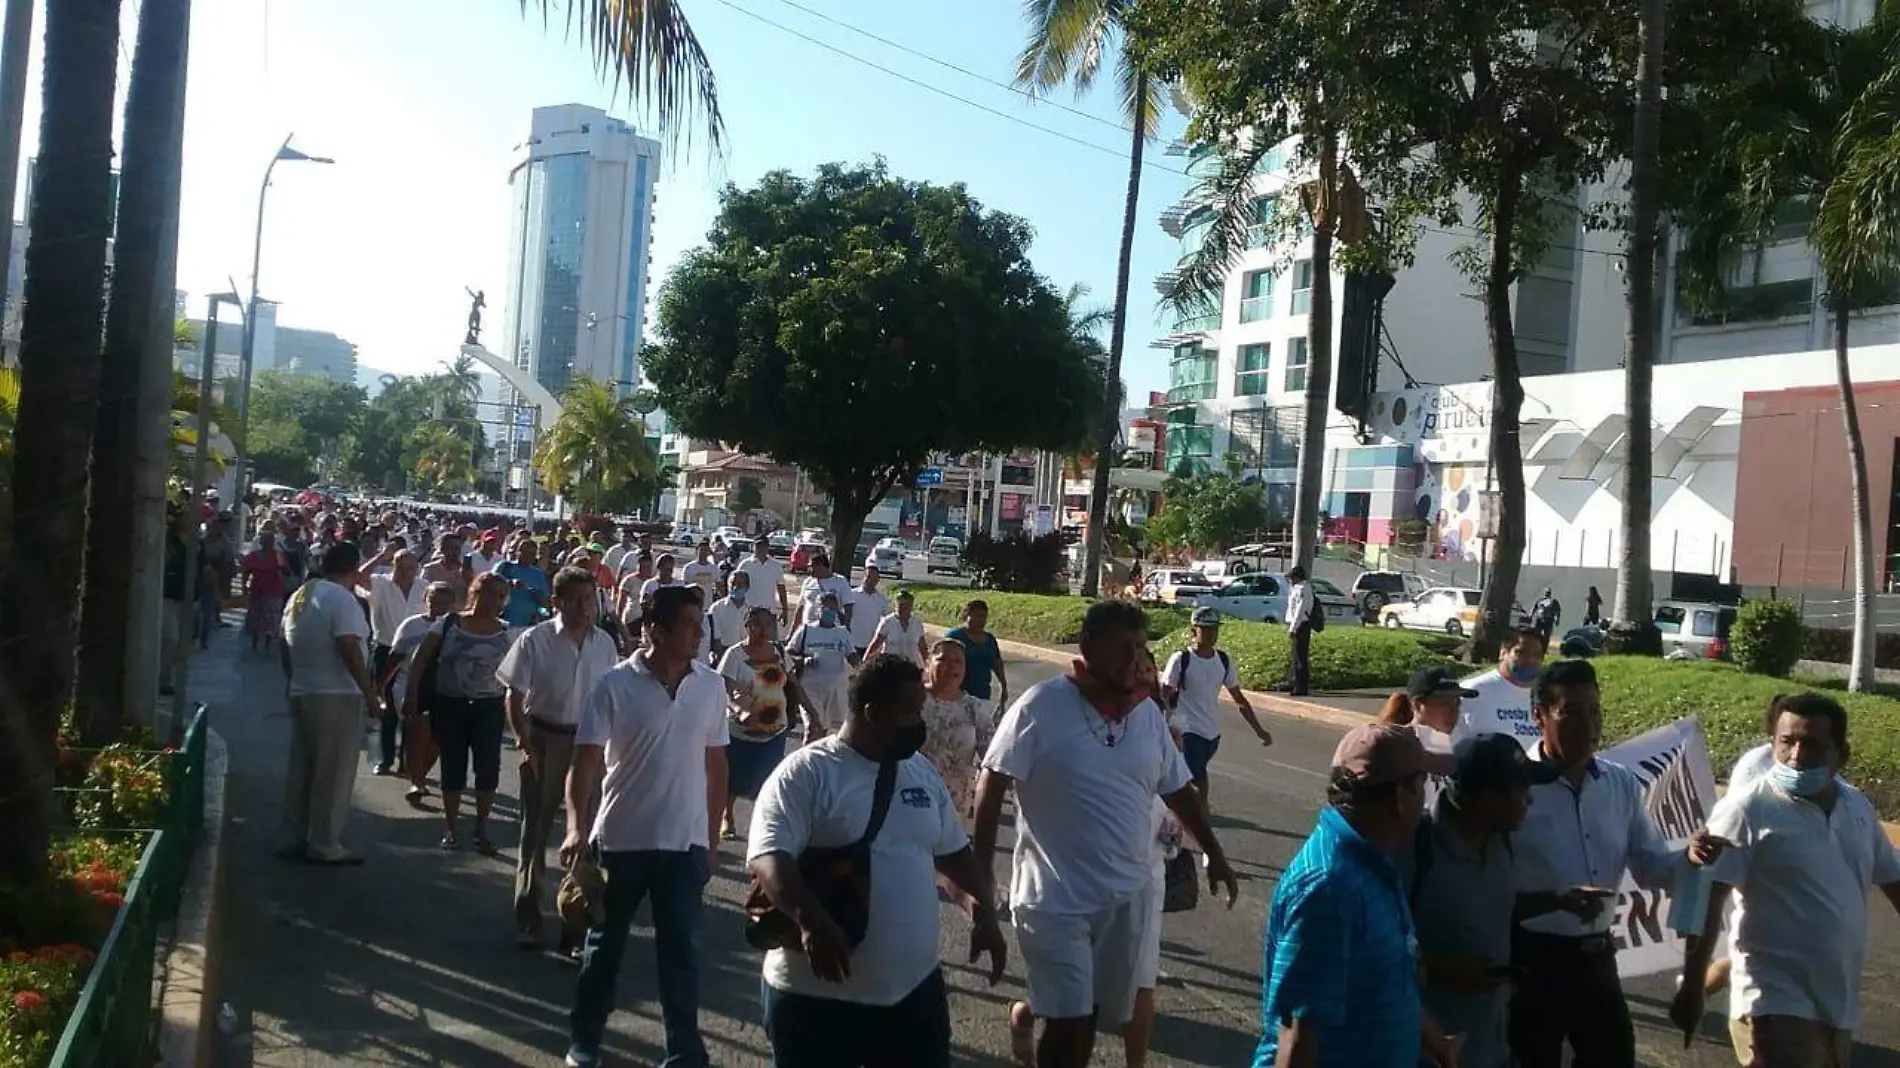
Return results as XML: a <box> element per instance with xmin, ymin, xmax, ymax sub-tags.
<box><xmin>716</xmin><ymin>606</ymin><xmax>821</xmax><ymax>839</ymax></box>
<box><xmin>239</xmin><ymin>528</ymin><xmax>291</xmax><ymax>651</ymax></box>
<box><xmin>919</xmin><ymin>637</ymin><xmax>991</xmax><ymax>824</ymax></box>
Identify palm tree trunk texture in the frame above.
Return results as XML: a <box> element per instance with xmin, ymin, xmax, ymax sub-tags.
<box><xmin>1290</xmin><ymin>129</ymin><xmax>1339</xmax><ymax>574</ymax></box>
<box><xmin>77</xmin><ymin>0</ymin><xmax>191</xmax><ymax>745</ymax></box>
<box><xmin>1612</xmin><ymin>0</ymin><xmax>1665</xmax><ymax>656</ymax></box>
<box><xmin>1471</xmin><ymin>170</ymin><xmax>1528</xmax><ymax>664</ymax></box>
<box><xmin>1081</xmin><ymin>70</ymin><xmax>1148</xmax><ymax>599</ymax></box>
<box><xmin>0</xmin><ymin>0</ymin><xmax>124</xmax><ymax>884</ymax></box>
<box><xmin>1833</xmin><ymin>310</ymin><xmax>1876</xmax><ymax>692</ymax></box>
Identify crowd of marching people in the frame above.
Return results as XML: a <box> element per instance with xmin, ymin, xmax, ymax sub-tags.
<box><xmin>183</xmin><ymin>493</ymin><xmax>1900</xmax><ymax>1068</ymax></box>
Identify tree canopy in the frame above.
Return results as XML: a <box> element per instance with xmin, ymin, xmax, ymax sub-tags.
<box><xmin>644</xmin><ymin>160</ymin><xmax>1105</xmax><ymax>555</ymax></box>
<box><xmin>534</xmin><ymin>376</ymin><xmax>660</xmax><ymax>514</ymax></box>
<box><xmin>1145</xmin><ymin>470</ymin><xmax>1274</xmax><ymax>554</ymax></box>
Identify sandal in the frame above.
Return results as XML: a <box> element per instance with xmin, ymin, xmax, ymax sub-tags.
<box><xmin>474</xmin><ymin>836</ymin><xmax>499</xmax><ymax>857</ymax></box>
<box><xmin>1008</xmin><ymin>1002</ymin><xmax>1035</xmax><ymax>1067</ymax></box>
<box><xmin>720</xmin><ymin>817</ymin><xmax>739</xmax><ymax>841</ymax></box>
<box><xmin>439</xmin><ymin>833</ymin><xmax>459</xmax><ymax>850</ymax></box>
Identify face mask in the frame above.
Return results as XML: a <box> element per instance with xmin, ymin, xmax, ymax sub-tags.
<box><xmin>1768</xmin><ymin>760</ymin><xmax>1833</xmax><ymax>796</ymax></box>
<box><xmin>1508</xmin><ymin>665</ymin><xmax>1541</xmax><ymax>684</ymax></box>
<box><xmin>821</xmin><ymin>609</ymin><xmax>840</xmax><ymax>627</ymax></box>
<box><xmin>732</xmin><ymin>589</ymin><xmax>747</xmax><ymax>604</ymax></box>
<box><xmin>888</xmin><ymin>721</ymin><xmax>927</xmax><ymax>761</ymax></box>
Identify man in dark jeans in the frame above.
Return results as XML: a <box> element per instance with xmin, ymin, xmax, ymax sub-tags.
<box><xmin>559</xmin><ymin>588</ymin><xmax>730</xmax><ymax>1068</ymax></box>
<box><xmin>1285</xmin><ymin>566</ymin><xmax>1315</xmax><ymax>696</ymax></box>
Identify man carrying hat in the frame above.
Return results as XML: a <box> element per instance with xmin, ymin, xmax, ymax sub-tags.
<box><xmin>1403</xmin><ymin>733</ymin><xmax>1566</xmax><ymax>1068</ymax></box>
<box><xmin>1254</xmin><ymin>723</ymin><xmax>1461</xmax><ymax>1068</ymax></box>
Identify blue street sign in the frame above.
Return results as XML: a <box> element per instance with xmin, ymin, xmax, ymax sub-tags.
<box><xmin>915</xmin><ymin>468</ymin><xmax>945</xmax><ymax>488</ymax></box>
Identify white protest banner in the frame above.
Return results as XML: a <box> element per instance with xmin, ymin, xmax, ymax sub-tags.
<box><xmin>1595</xmin><ymin>717</ymin><xmax>1719</xmax><ymax>978</ymax></box>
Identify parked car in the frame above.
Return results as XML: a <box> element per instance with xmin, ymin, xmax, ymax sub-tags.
<box><xmin>875</xmin><ymin>536</ymin><xmax>906</xmax><ymax>551</ymax></box>
<box><xmin>1190</xmin><ymin>559</ymin><xmax>1237</xmax><ymax>582</ymax></box>
<box><xmin>1196</xmin><ymin>573</ymin><xmax>1362</xmax><ymax>626</ymax></box>
<box><xmin>714</xmin><ymin>525</ymin><xmax>746</xmax><ymax>544</ymax></box>
<box><xmin>927</xmin><ymin>537</ymin><xmax>964</xmax><ymax>576</ymax></box>
<box><xmin>866</xmin><ymin>543</ymin><xmax>905</xmax><ymax>575</ymax></box>
<box><xmin>1380</xmin><ymin>587</ymin><xmax>1530</xmax><ymax>636</ymax></box>
<box><xmin>1351</xmin><ymin>570</ymin><xmax>1428</xmax><ymax>620</ymax></box>
<box><xmin>1656</xmin><ymin>600</ymin><xmax>1738</xmax><ymax>660</ymax></box>
<box><xmin>767</xmin><ymin>531</ymin><xmax>796</xmax><ymax>557</ymax></box>
<box><xmin>790</xmin><ymin>541</ymin><xmax>826</xmax><ymax>574</ymax></box>
<box><xmin>1139</xmin><ymin>568</ymin><xmax>1216</xmax><ymax>606</ymax></box>
<box><xmin>1218</xmin><ymin>542</ymin><xmax>1288</xmax><ymax>576</ymax></box>
<box><xmin>798</xmin><ymin>528</ymin><xmax>829</xmax><ymax>546</ymax></box>
<box><xmin>671</xmin><ymin>523</ymin><xmax>707</xmax><ymax>548</ymax></box>
<box><xmin>1560</xmin><ymin>624</ymin><xmax>1607</xmax><ymax>658</ymax></box>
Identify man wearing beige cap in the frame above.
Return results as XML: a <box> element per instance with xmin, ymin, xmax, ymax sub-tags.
<box><xmin>1254</xmin><ymin>723</ymin><xmax>1460</xmax><ymax>1068</ymax></box>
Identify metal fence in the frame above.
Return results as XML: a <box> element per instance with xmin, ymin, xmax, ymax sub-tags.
<box><xmin>47</xmin><ymin>704</ymin><xmax>208</xmax><ymax>1068</ymax></box>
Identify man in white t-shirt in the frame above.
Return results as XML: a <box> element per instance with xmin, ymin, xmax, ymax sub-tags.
<box><xmin>788</xmin><ymin>593</ymin><xmax>857</xmax><ymax>730</ymax></box>
<box><xmin>379</xmin><ymin>582</ymin><xmax>458</xmax><ymax>804</ymax></box>
<box><xmin>976</xmin><ymin>600</ymin><xmax>1238</xmax><ymax>1068</ymax></box>
<box><xmin>603</xmin><ymin>526</ymin><xmax>638</xmax><ymax>578</ymax></box>
<box><xmin>849</xmin><ymin>566</ymin><xmax>892</xmax><ymax>658</ymax></box>
<box><xmin>365</xmin><ymin>550</ymin><xmax>427</xmax><ymax>775</ymax></box>
<box><xmin>560</xmin><ymin>586</ymin><xmax>729</xmax><ymax>1068</ymax></box>
<box><xmin>705</xmin><ymin>569</ymin><xmax>752</xmax><ymax>662</ymax></box>
<box><xmin>799</xmin><ymin>553</ymin><xmax>855</xmax><ymax>627</ymax></box>
<box><xmin>737</xmin><ymin>539</ymin><xmax>790</xmax><ymax>627</ymax></box>
<box><xmin>468</xmin><ymin>529</ymin><xmax>505</xmax><ymax>575</ymax></box>
<box><xmin>748</xmin><ymin>655</ymin><xmax>1005</xmax><ymax>1064</ymax></box>
<box><xmin>1161</xmin><ymin>606</ymin><xmax>1273</xmax><ymax>811</ymax></box>
<box><xmin>278</xmin><ymin>542</ymin><xmax>383</xmax><ymax>865</ymax></box>
<box><xmin>1671</xmin><ymin>693</ymin><xmax>1900</xmax><ymax>1065</ymax></box>
<box><xmin>1452</xmin><ymin>625</ymin><xmax>1546</xmax><ymax>748</ymax></box>
<box><xmin>864</xmin><ymin>588</ymin><xmax>928</xmax><ymax>666</ymax></box>
<box><xmin>682</xmin><ymin>542</ymin><xmax>721</xmax><ymax>600</ymax></box>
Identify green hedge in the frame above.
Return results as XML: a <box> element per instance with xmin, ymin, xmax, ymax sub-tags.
<box><xmin>906</xmin><ymin>589</ymin><xmax>1458</xmax><ymax>691</ymax></box>
<box><xmin>1592</xmin><ymin>656</ymin><xmax>1900</xmax><ymax>818</ymax></box>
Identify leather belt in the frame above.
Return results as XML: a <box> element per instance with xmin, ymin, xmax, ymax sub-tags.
<box><xmin>529</xmin><ymin>715</ymin><xmax>579</xmax><ymax>736</ymax></box>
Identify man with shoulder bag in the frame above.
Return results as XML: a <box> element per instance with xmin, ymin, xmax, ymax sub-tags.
<box><xmin>745</xmin><ymin>654</ymin><xmax>1008</xmax><ymax>1067</ymax></box>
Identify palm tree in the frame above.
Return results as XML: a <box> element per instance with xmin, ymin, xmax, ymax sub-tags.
<box><xmin>521</xmin><ymin>0</ymin><xmax>726</xmax><ymax>153</ymax></box>
<box><xmin>534</xmin><ymin>376</ymin><xmax>659</xmax><ymax>515</ymax></box>
<box><xmin>1677</xmin><ymin>4</ymin><xmax>1897</xmax><ymax>690</ymax></box>
<box><xmin>439</xmin><ymin>352</ymin><xmax>483</xmax><ymax>410</ymax></box>
<box><xmin>1611</xmin><ymin>0</ymin><xmax>1667</xmax><ymax>657</ymax></box>
<box><xmin>413</xmin><ymin>424</ymin><xmax>478</xmax><ymax>495</ymax></box>
<box><xmin>1016</xmin><ymin>0</ymin><xmax>1165</xmax><ymax>598</ymax></box>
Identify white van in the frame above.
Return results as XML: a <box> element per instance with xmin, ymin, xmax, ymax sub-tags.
<box><xmin>926</xmin><ymin>537</ymin><xmax>963</xmax><ymax>576</ymax></box>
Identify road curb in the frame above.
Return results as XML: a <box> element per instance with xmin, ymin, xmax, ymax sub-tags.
<box><xmin>923</xmin><ymin>622</ymin><xmax>1900</xmax><ymax>846</ymax></box>
<box><xmin>156</xmin><ymin>728</ymin><xmax>230</xmax><ymax>1068</ymax></box>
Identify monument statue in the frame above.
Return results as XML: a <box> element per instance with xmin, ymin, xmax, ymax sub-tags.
<box><xmin>464</xmin><ymin>287</ymin><xmax>486</xmax><ymax>346</ymax></box>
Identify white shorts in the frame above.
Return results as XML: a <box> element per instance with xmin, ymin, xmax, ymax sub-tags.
<box><xmin>806</xmin><ymin>674</ymin><xmax>850</xmax><ymax>730</ymax></box>
<box><xmin>1013</xmin><ymin>881</ymin><xmax>1161</xmax><ymax>1027</ymax></box>
<box><xmin>1133</xmin><ymin>871</ymin><xmax>1164</xmax><ymax>990</ymax></box>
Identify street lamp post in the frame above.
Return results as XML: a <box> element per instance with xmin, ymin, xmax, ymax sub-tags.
<box><xmin>174</xmin><ymin>292</ymin><xmax>241</xmax><ymax>734</ymax></box>
<box><xmin>234</xmin><ymin>135</ymin><xmax>333</xmax><ymax>499</ymax></box>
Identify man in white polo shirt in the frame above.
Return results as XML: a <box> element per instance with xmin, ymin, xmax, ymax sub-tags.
<box><xmin>975</xmin><ymin>600</ymin><xmax>1238</xmax><ymax>1068</ymax></box>
<box><xmin>497</xmin><ymin>565</ymin><xmax>621</xmax><ymax>950</ymax></box>
<box><xmin>848</xmin><ymin>565</ymin><xmax>892</xmax><ymax>660</ymax></box>
<box><xmin>560</xmin><ymin>586</ymin><xmax>729</xmax><ymax>1068</ymax></box>
<box><xmin>1671</xmin><ymin>692</ymin><xmax>1900</xmax><ymax>1067</ymax></box>
<box><xmin>737</xmin><ymin>537</ymin><xmax>790</xmax><ymax>628</ymax></box>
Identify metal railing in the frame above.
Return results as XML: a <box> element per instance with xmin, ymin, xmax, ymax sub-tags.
<box><xmin>47</xmin><ymin>704</ymin><xmax>208</xmax><ymax>1068</ymax></box>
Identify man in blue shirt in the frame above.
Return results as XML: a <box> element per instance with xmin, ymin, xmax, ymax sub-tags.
<box><xmin>1255</xmin><ymin>723</ymin><xmax>1458</xmax><ymax>1068</ymax></box>
<box><xmin>494</xmin><ymin>537</ymin><xmax>551</xmax><ymax>627</ymax></box>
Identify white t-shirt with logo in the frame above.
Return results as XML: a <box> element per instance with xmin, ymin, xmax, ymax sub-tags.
<box><xmin>1451</xmin><ymin>668</ymin><xmax>1540</xmax><ymax>748</ymax></box>
<box><xmin>788</xmin><ymin>623</ymin><xmax>855</xmax><ymax>684</ymax></box>
<box><xmin>872</xmin><ymin>613</ymin><xmax>927</xmax><ymax>665</ymax></box>
<box><xmin>749</xmin><ymin>737</ymin><xmax>968</xmax><ymax>1006</ymax></box>
<box><xmin>849</xmin><ymin>588</ymin><xmax>892</xmax><ymax>649</ymax></box>
<box><xmin>682</xmin><ymin>560</ymin><xmax>721</xmax><ymax>595</ymax></box>
<box><xmin>1161</xmin><ymin>648</ymin><xmax>1238</xmax><ymax>741</ymax></box>
<box><xmin>283</xmin><ymin>579</ymin><xmax>372</xmax><ymax>697</ymax></box>
<box><xmin>983</xmin><ymin>678</ymin><xmax>1192</xmax><ymax>914</ymax></box>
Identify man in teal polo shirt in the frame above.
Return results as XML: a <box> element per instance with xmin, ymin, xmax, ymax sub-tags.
<box><xmin>1256</xmin><ymin>723</ymin><xmax>1459</xmax><ymax>1068</ymax></box>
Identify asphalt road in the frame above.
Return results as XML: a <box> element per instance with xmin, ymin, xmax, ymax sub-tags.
<box><xmin>211</xmin><ymin>619</ymin><xmax>1900</xmax><ymax>1067</ymax></box>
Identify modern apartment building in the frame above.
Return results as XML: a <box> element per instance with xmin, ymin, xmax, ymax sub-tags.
<box><xmin>498</xmin><ymin>104</ymin><xmax>661</xmax><ymax>401</ymax></box>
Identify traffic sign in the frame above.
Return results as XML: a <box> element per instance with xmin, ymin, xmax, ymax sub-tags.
<box><xmin>915</xmin><ymin>468</ymin><xmax>945</xmax><ymax>487</ymax></box>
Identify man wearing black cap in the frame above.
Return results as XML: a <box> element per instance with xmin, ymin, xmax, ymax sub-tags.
<box><xmin>1404</xmin><ymin>733</ymin><xmax>1565</xmax><ymax>1068</ymax></box>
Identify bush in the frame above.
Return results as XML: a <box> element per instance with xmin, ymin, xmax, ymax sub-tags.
<box><xmin>961</xmin><ymin>532</ymin><xmax>1067</xmax><ymax>593</ymax></box>
<box><xmin>1729</xmin><ymin>598</ymin><xmax>1806</xmax><ymax>678</ymax></box>
<box><xmin>907</xmin><ymin>589</ymin><xmax>1191</xmax><ymax>645</ymax></box>
<box><xmin>1800</xmin><ymin>625</ymin><xmax>1900</xmax><ymax>670</ymax></box>
<box><xmin>1593</xmin><ymin>655</ymin><xmax>1900</xmax><ymax>818</ymax></box>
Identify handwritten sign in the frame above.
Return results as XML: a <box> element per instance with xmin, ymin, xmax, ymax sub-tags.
<box><xmin>1597</xmin><ymin>718</ymin><xmax>1718</xmax><ymax>978</ymax></box>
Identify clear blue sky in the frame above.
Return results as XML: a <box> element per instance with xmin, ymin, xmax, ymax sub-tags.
<box><xmin>17</xmin><ymin>0</ymin><xmax>1191</xmax><ymax>399</ymax></box>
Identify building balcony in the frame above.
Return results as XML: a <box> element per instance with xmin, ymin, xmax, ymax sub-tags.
<box><xmin>1148</xmin><ymin>312</ymin><xmax>1221</xmax><ymax>349</ymax></box>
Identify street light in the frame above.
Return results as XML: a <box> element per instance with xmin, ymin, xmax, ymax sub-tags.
<box><xmin>233</xmin><ymin>135</ymin><xmax>334</xmax><ymax>499</ymax></box>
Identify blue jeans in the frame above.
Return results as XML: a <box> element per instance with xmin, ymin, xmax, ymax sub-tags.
<box><xmin>194</xmin><ymin>592</ymin><xmax>220</xmax><ymax>648</ymax></box>
<box><xmin>760</xmin><ymin>969</ymin><xmax>952</xmax><ymax>1068</ymax></box>
<box><xmin>568</xmin><ymin>846</ymin><xmax>710</xmax><ymax>1067</ymax></box>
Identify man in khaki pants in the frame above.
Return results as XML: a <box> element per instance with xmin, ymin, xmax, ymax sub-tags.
<box><xmin>496</xmin><ymin>565</ymin><xmax>620</xmax><ymax>950</ymax></box>
<box><xmin>278</xmin><ymin>542</ymin><xmax>383</xmax><ymax>865</ymax></box>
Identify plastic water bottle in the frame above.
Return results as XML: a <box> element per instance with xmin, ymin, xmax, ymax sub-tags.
<box><xmin>1669</xmin><ymin>863</ymin><xmax>1710</xmax><ymax>938</ymax></box>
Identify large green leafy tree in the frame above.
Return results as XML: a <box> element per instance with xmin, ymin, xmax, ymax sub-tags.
<box><xmin>1673</xmin><ymin>0</ymin><xmax>1899</xmax><ymax>690</ymax></box>
<box><xmin>1017</xmin><ymin>0</ymin><xmax>1166</xmax><ymax>599</ymax></box>
<box><xmin>1145</xmin><ymin>469</ymin><xmax>1272</xmax><ymax>554</ymax></box>
<box><xmin>534</xmin><ymin>376</ymin><xmax>659</xmax><ymax>514</ymax></box>
<box><xmin>645</xmin><ymin>161</ymin><xmax>1104</xmax><ymax>562</ymax></box>
<box><xmin>246</xmin><ymin>369</ymin><xmax>366</xmax><ymax>486</ymax></box>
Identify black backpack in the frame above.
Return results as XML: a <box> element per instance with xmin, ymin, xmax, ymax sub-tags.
<box><xmin>414</xmin><ymin>612</ymin><xmax>460</xmax><ymax>715</ymax></box>
<box><xmin>1166</xmin><ymin>648</ymin><xmax>1232</xmax><ymax>710</ymax></box>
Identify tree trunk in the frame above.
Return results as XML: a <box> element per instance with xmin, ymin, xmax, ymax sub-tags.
<box><xmin>1291</xmin><ymin>128</ymin><xmax>1339</xmax><ymax>575</ymax></box>
<box><xmin>1470</xmin><ymin>169</ymin><xmax>1527</xmax><ymax>664</ymax></box>
<box><xmin>828</xmin><ymin>496</ymin><xmax>868</xmax><ymax>590</ymax></box>
<box><xmin>77</xmin><ymin>0</ymin><xmax>191</xmax><ymax>745</ymax></box>
<box><xmin>0</xmin><ymin>0</ymin><xmax>33</xmax><ymax>330</ymax></box>
<box><xmin>0</xmin><ymin>0</ymin><xmax>123</xmax><ymax>885</ymax></box>
<box><xmin>1081</xmin><ymin>71</ymin><xmax>1149</xmax><ymax>599</ymax></box>
<box><xmin>1833</xmin><ymin>310</ymin><xmax>1876</xmax><ymax>692</ymax></box>
<box><xmin>1610</xmin><ymin>0</ymin><xmax>1666</xmax><ymax>657</ymax></box>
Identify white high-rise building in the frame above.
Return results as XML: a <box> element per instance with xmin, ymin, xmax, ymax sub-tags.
<box><xmin>499</xmin><ymin>104</ymin><xmax>661</xmax><ymax>400</ymax></box>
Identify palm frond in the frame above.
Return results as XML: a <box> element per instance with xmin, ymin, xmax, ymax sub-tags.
<box><xmin>1159</xmin><ymin>138</ymin><xmax>1272</xmax><ymax>316</ymax></box>
<box><xmin>1015</xmin><ymin>0</ymin><xmax>1136</xmax><ymax>114</ymax></box>
<box><xmin>1817</xmin><ymin>64</ymin><xmax>1900</xmax><ymax>303</ymax></box>
<box><xmin>1115</xmin><ymin>49</ymin><xmax>1166</xmax><ymax>137</ymax></box>
<box><xmin>521</xmin><ymin>0</ymin><xmax>725</xmax><ymax>157</ymax></box>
